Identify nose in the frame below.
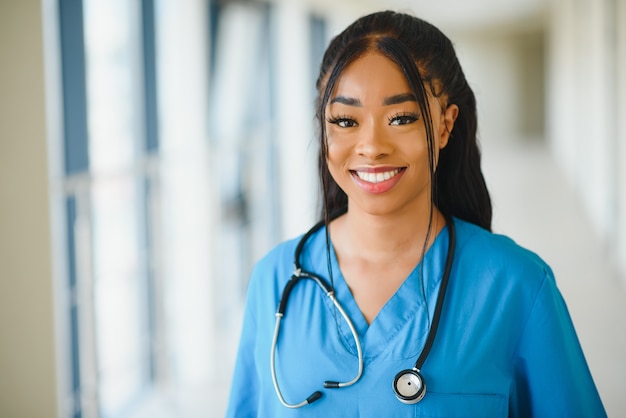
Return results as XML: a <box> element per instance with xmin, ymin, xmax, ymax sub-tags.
<box><xmin>355</xmin><ymin>121</ymin><xmax>393</xmax><ymax>159</ymax></box>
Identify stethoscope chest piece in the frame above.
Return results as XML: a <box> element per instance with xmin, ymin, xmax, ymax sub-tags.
<box><xmin>393</xmin><ymin>368</ymin><xmax>426</xmax><ymax>404</ymax></box>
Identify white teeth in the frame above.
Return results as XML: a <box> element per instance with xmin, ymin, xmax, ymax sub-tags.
<box><xmin>356</xmin><ymin>169</ymin><xmax>400</xmax><ymax>184</ymax></box>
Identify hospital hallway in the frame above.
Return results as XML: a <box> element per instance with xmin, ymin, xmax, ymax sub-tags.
<box><xmin>481</xmin><ymin>137</ymin><xmax>626</xmax><ymax>416</ymax></box>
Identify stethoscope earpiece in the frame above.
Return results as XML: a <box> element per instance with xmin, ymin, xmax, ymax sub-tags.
<box><xmin>393</xmin><ymin>368</ymin><xmax>426</xmax><ymax>404</ymax></box>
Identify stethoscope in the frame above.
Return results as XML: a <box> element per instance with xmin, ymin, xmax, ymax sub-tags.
<box><xmin>270</xmin><ymin>216</ymin><xmax>456</xmax><ymax>408</ymax></box>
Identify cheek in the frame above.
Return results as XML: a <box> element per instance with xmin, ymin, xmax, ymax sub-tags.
<box><xmin>326</xmin><ymin>134</ymin><xmax>348</xmax><ymax>165</ymax></box>
<box><xmin>325</xmin><ymin>141</ymin><xmax>351</xmax><ymax>185</ymax></box>
<box><xmin>325</xmin><ymin>146</ymin><xmax>342</xmax><ymax>177</ymax></box>
<box><xmin>325</xmin><ymin>128</ymin><xmax>342</xmax><ymax>148</ymax></box>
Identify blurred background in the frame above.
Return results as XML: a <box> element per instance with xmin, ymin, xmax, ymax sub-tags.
<box><xmin>1</xmin><ymin>0</ymin><xmax>625</xmax><ymax>417</ymax></box>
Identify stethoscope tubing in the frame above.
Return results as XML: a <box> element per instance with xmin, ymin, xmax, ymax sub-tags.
<box><xmin>270</xmin><ymin>268</ymin><xmax>364</xmax><ymax>408</ymax></box>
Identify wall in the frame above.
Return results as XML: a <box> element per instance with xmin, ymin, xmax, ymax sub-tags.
<box><xmin>0</xmin><ymin>1</ymin><xmax>58</xmax><ymax>417</ymax></box>
<box><xmin>451</xmin><ymin>25</ymin><xmax>545</xmax><ymax>145</ymax></box>
<box><xmin>547</xmin><ymin>0</ymin><xmax>626</xmax><ymax>285</ymax></box>
<box><xmin>619</xmin><ymin>0</ymin><xmax>626</xmax><ymax>283</ymax></box>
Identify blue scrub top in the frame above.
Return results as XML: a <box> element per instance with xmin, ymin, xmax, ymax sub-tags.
<box><xmin>226</xmin><ymin>218</ymin><xmax>606</xmax><ymax>417</ymax></box>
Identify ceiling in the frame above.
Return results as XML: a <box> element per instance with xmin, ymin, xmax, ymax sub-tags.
<box><xmin>307</xmin><ymin>0</ymin><xmax>549</xmax><ymax>33</ymax></box>
<box><xmin>390</xmin><ymin>0</ymin><xmax>548</xmax><ymax>30</ymax></box>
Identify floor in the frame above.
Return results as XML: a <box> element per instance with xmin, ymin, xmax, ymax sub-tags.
<box><xmin>482</xmin><ymin>138</ymin><xmax>626</xmax><ymax>417</ymax></box>
<box><xmin>213</xmin><ymin>138</ymin><xmax>626</xmax><ymax>417</ymax></box>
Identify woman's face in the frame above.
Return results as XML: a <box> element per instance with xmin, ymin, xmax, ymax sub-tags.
<box><xmin>325</xmin><ymin>52</ymin><xmax>458</xmax><ymax>218</ymax></box>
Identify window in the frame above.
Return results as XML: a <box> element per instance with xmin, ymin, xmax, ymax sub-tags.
<box><xmin>53</xmin><ymin>1</ymin><xmax>324</xmax><ymax>416</ymax></box>
<box><xmin>57</xmin><ymin>0</ymin><xmax>159</xmax><ymax>416</ymax></box>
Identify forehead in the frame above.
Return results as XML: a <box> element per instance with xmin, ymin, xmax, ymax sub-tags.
<box><xmin>331</xmin><ymin>52</ymin><xmax>412</xmax><ymax>102</ymax></box>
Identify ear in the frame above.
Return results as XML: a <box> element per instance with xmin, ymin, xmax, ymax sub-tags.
<box><xmin>438</xmin><ymin>104</ymin><xmax>459</xmax><ymax>149</ymax></box>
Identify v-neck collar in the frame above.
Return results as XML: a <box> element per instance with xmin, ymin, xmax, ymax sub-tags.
<box><xmin>304</xmin><ymin>223</ymin><xmax>451</xmax><ymax>362</ymax></box>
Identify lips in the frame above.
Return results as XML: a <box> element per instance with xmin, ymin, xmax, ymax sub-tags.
<box><xmin>350</xmin><ymin>167</ymin><xmax>406</xmax><ymax>194</ymax></box>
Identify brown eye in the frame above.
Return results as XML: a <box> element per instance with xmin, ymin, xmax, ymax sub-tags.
<box><xmin>389</xmin><ymin>112</ymin><xmax>419</xmax><ymax>126</ymax></box>
<box><xmin>327</xmin><ymin>116</ymin><xmax>358</xmax><ymax>128</ymax></box>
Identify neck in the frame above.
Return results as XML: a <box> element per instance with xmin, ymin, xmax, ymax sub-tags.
<box><xmin>330</xmin><ymin>205</ymin><xmax>446</xmax><ymax>262</ymax></box>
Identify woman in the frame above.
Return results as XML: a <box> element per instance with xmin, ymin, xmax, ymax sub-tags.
<box><xmin>226</xmin><ymin>11</ymin><xmax>605</xmax><ymax>417</ymax></box>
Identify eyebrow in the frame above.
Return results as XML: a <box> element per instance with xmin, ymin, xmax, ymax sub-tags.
<box><xmin>330</xmin><ymin>96</ymin><xmax>362</xmax><ymax>106</ymax></box>
<box><xmin>383</xmin><ymin>93</ymin><xmax>417</xmax><ymax>105</ymax></box>
<box><xmin>329</xmin><ymin>92</ymin><xmax>417</xmax><ymax>107</ymax></box>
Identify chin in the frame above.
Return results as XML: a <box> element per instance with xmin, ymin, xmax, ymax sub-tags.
<box><xmin>349</xmin><ymin>201</ymin><xmax>413</xmax><ymax>218</ymax></box>
<box><xmin>347</xmin><ymin>192</ymin><xmax>433</xmax><ymax>219</ymax></box>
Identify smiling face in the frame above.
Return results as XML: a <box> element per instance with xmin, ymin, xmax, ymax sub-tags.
<box><xmin>325</xmin><ymin>52</ymin><xmax>458</xmax><ymax>219</ymax></box>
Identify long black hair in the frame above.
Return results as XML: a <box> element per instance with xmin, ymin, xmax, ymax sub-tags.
<box><xmin>315</xmin><ymin>11</ymin><xmax>492</xmax><ymax>231</ymax></box>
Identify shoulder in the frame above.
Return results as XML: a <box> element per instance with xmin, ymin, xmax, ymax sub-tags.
<box><xmin>251</xmin><ymin>223</ymin><xmax>328</xmax><ymax>279</ymax></box>
<box><xmin>447</xmin><ymin>218</ymin><xmax>558</xmax><ymax>348</ymax></box>
<box><xmin>253</xmin><ymin>235</ymin><xmax>301</xmax><ymax>275</ymax></box>
<box><xmin>246</xmin><ymin>225</ymin><xmax>327</xmax><ymax>302</ymax></box>
<box><xmin>239</xmin><ymin>235</ymin><xmax>302</xmax><ymax>326</ymax></box>
<box><xmin>453</xmin><ymin>217</ymin><xmax>552</xmax><ymax>279</ymax></box>
<box><xmin>247</xmin><ymin>234</ymin><xmax>301</xmax><ymax>294</ymax></box>
<box><xmin>450</xmin><ymin>217</ymin><xmax>555</xmax><ymax>306</ymax></box>
<box><xmin>242</xmin><ymin>225</ymin><xmax>328</xmax><ymax>332</ymax></box>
